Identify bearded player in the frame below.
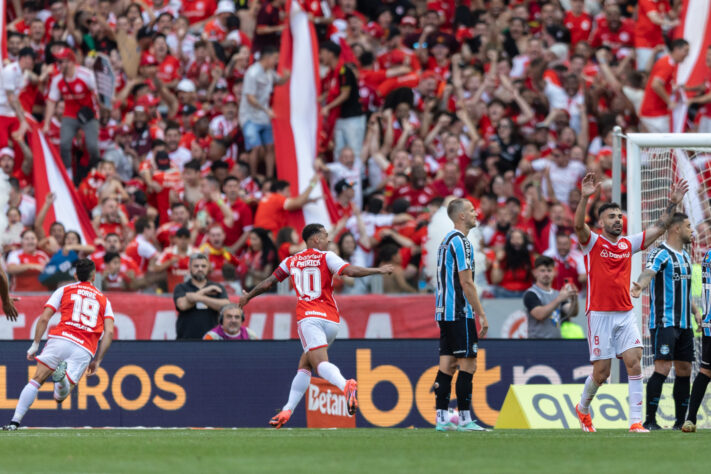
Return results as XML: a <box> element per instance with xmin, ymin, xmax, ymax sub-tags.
<box><xmin>240</xmin><ymin>223</ymin><xmax>393</xmax><ymax>428</ymax></box>
<box><xmin>573</xmin><ymin>173</ymin><xmax>688</xmax><ymax>432</ymax></box>
<box><xmin>3</xmin><ymin>259</ymin><xmax>115</xmax><ymax>430</ymax></box>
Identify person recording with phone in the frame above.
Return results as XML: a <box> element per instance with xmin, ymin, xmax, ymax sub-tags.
<box><xmin>523</xmin><ymin>256</ymin><xmax>579</xmax><ymax>339</ymax></box>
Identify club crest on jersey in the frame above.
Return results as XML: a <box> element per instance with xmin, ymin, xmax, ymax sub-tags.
<box><xmin>617</xmin><ymin>241</ymin><xmax>628</xmax><ymax>250</ymax></box>
<box><xmin>660</xmin><ymin>344</ymin><xmax>670</xmax><ymax>355</ymax></box>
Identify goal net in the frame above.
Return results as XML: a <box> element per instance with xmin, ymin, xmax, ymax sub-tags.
<box><xmin>627</xmin><ymin>133</ymin><xmax>711</xmax><ymax>428</ymax></box>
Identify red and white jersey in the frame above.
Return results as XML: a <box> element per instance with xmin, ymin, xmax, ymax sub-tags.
<box><xmin>273</xmin><ymin>248</ymin><xmax>350</xmax><ymax>323</ymax></box>
<box><xmin>45</xmin><ymin>281</ymin><xmax>115</xmax><ymax>356</ymax></box>
<box><xmin>125</xmin><ymin>235</ymin><xmax>158</xmax><ymax>273</ymax></box>
<box><xmin>0</xmin><ymin>61</ymin><xmax>27</xmax><ymax>116</ymax></box>
<box><xmin>48</xmin><ymin>66</ymin><xmax>97</xmax><ymax>119</ymax></box>
<box><xmin>581</xmin><ymin>231</ymin><xmax>646</xmax><ymax>313</ymax></box>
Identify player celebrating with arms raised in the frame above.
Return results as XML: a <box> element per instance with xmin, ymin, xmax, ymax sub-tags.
<box><xmin>573</xmin><ymin>173</ymin><xmax>688</xmax><ymax>432</ymax></box>
<box><xmin>433</xmin><ymin>198</ymin><xmax>489</xmax><ymax>432</ymax></box>
<box><xmin>240</xmin><ymin>223</ymin><xmax>393</xmax><ymax>428</ymax></box>
<box><xmin>3</xmin><ymin>259</ymin><xmax>114</xmax><ymax>430</ymax></box>
<box><xmin>681</xmin><ymin>250</ymin><xmax>711</xmax><ymax>432</ymax></box>
<box><xmin>631</xmin><ymin>213</ymin><xmax>695</xmax><ymax>430</ymax></box>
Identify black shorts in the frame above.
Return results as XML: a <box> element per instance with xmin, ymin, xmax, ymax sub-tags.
<box><xmin>701</xmin><ymin>336</ymin><xmax>711</xmax><ymax>371</ymax></box>
<box><xmin>650</xmin><ymin>327</ymin><xmax>694</xmax><ymax>362</ymax></box>
<box><xmin>438</xmin><ymin>319</ymin><xmax>478</xmax><ymax>358</ymax></box>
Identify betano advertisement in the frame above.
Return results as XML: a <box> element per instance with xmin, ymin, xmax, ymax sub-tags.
<box><xmin>0</xmin><ymin>340</ymin><xmax>606</xmax><ymax>428</ymax></box>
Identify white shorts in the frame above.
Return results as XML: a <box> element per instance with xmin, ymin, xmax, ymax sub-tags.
<box><xmin>35</xmin><ymin>338</ymin><xmax>93</xmax><ymax>385</ymax></box>
<box><xmin>297</xmin><ymin>317</ymin><xmax>340</xmax><ymax>352</ymax></box>
<box><xmin>640</xmin><ymin>115</ymin><xmax>670</xmax><ymax>133</ymax></box>
<box><xmin>586</xmin><ymin>310</ymin><xmax>643</xmax><ymax>361</ymax></box>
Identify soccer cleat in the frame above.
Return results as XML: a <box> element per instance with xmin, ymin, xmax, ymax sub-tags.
<box><xmin>52</xmin><ymin>361</ymin><xmax>67</xmax><ymax>383</ymax></box>
<box><xmin>435</xmin><ymin>421</ymin><xmax>457</xmax><ymax>432</ymax></box>
<box><xmin>672</xmin><ymin>422</ymin><xmax>684</xmax><ymax>431</ymax></box>
<box><xmin>2</xmin><ymin>422</ymin><xmax>19</xmax><ymax>431</ymax></box>
<box><xmin>269</xmin><ymin>410</ymin><xmax>292</xmax><ymax>429</ymax></box>
<box><xmin>643</xmin><ymin>420</ymin><xmax>663</xmax><ymax>431</ymax></box>
<box><xmin>629</xmin><ymin>423</ymin><xmax>650</xmax><ymax>432</ymax></box>
<box><xmin>343</xmin><ymin>379</ymin><xmax>358</xmax><ymax>416</ymax></box>
<box><xmin>681</xmin><ymin>420</ymin><xmax>696</xmax><ymax>433</ymax></box>
<box><xmin>457</xmin><ymin>421</ymin><xmax>489</xmax><ymax>432</ymax></box>
<box><xmin>575</xmin><ymin>404</ymin><xmax>596</xmax><ymax>432</ymax></box>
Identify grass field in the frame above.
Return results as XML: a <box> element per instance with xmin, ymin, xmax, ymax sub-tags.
<box><xmin>0</xmin><ymin>428</ymin><xmax>707</xmax><ymax>474</ymax></box>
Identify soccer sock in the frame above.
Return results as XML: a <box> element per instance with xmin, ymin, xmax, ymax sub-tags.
<box><xmin>54</xmin><ymin>375</ymin><xmax>71</xmax><ymax>402</ymax></box>
<box><xmin>687</xmin><ymin>373</ymin><xmax>711</xmax><ymax>424</ymax></box>
<box><xmin>11</xmin><ymin>380</ymin><xmax>40</xmax><ymax>424</ymax></box>
<box><xmin>282</xmin><ymin>369</ymin><xmax>311</xmax><ymax>412</ymax></box>
<box><xmin>316</xmin><ymin>361</ymin><xmax>346</xmax><ymax>392</ymax></box>
<box><xmin>628</xmin><ymin>374</ymin><xmax>644</xmax><ymax>425</ymax></box>
<box><xmin>455</xmin><ymin>371</ymin><xmax>473</xmax><ymax>414</ymax></box>
<box><xmin>578</xmin><ymin>376</ymin><xmax>600</xmax><ymax>414</ymax></box>
<box><xmin>673</xmin><ymin>376</ymin><xmax>690</xmax><ymax>425</ymax></box>
<box><xmin>433</xmin><ymin>370</ymin><xmax>453</xmax><ymax>412</ymax></box>
<box><xmin>645</xmin><ymin>371</ymin><xmax>666</xmax><ymax>423</ymax></box>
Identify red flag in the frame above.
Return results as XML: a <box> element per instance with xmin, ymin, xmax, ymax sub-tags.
<box><xmin>1</xmin><ymin>0</ymin><xmax>7</xmax><ymax>62</ymax></box>
<box><xmin>29</xmin><ymin>120</ymin><xmax>97</xmax><ymax>245</ymax></box>
<box><xmin>272</xmin><ymin>0</ymin><xmax>338</xmax><ymax>234</ymax></box>
<box><xmin>675</xmin><ymin>0</ymin><xmax>711</xmax><ymax>89</ymax></box>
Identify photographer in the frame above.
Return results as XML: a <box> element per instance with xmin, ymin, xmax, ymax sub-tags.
<box><xmin>173</xmin><ymin>253</ymin><xmax>230</xmax><ymax>339</ymax></box>
<box><xmin>523</xmin><ymin>256</ymin><xmax>579</xmax><ymax>339</ymax></box>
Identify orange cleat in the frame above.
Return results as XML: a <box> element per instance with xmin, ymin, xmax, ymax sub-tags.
<box><xmin>269</xmin><ymin>409</ymin><xmax>292</xmax><ymax>429</ymax></box>
<box><xmin>575</xmin><ymin>404</ymin><xmax>596</xmax><ymax>432</ymax></box>
<box><xmin>629</xmin><ymin>423</ymin><xmax>650</xmax><ymax>433</ymax></box>
<box><xmin>343</xmin><ymin>379</ymin><xmax>358</xmax><ymax>416</ymax></box>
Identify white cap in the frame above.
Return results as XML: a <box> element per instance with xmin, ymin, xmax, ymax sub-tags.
<box><xmin>226</xmin><ymin>30</ymin><xmax>243</xmax><ymax>45</ymax></box>
<box><xmin>176</xmin><ymin>79</ymin><xmax>196</xmax><ymax>93</ymax></box>
<box><xmin>0</xmin><ymin>147</ymin><xmax>14</xmax><ymax>159</ymax></box>
<box><xmin>216</xmin><ymin>0</ymin><xmax>236</xmax><ymax>15</ymax></box>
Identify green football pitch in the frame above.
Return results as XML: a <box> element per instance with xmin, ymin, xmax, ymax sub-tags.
<box><xmin>0</xmin><ymin>428</ymin><xmax>706</xmax><ymax>473</ymax></box>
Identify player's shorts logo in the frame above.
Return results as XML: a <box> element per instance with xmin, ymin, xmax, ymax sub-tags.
<box><xmin>472</xmin><ymin>343</ymin><xmax>478</xmax><ymax>354</ymax></box>
<box><xmin>660</xmin><ymin>344</ymin><xmax>670</xmax><ymax>355</ymax></box>
<box><xmin>617</xmin><ymin>242</ymin><xmax>628</xmax><ymax>250</ymax></box>
<box><xmin>593</xmin><ymin>348</ymin><xmax>601</xmax><ymax>356</ymax></box>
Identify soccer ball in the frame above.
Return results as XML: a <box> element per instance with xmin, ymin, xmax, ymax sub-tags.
<box><xmin>448</xmin><ymin>409</ymin><xmax>459</xmax><ymax>425</ymax></box>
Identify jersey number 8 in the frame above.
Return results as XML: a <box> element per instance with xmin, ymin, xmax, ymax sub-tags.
<box><xmin>70</xmin><ymin>294</ymin><xmax>100</xmax><ymax>328</ymax></box>
<box><xmin>290</xmin><ymin>267</ymin><xmax>322</xmax><ymax>299</ymax></box>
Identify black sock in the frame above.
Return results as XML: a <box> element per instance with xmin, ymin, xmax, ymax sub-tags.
<box><xmin>434</xmin><ymin>370</ymin><xmax>453</xmax><ymax>411</ymax></box>
<box><xmin>646</xmin><ymin>372</ymin><xmax>666</xmax><ymax>423</ymax></box>
<box><xmin>687</xmin><ymin>373</ymin><xmax>711</xmax><ymax>424</ymax></box>
<box><xmin>673</xmin><ymin>376</ymin><xmax>690</xmax><ymax>425</ymax></box>
<box><xmin>456</xmin><ymin>371</ymin><xmax>474</xmax><ymax>412</ymax></box>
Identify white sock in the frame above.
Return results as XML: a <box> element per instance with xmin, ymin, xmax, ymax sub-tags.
<box><xmin>12</xmin><ymin>380</ymin><xmax>40</xmax><ymax>424</ymax></box>
<box><xmin>54</xmin><ymin>375</ymin><xmax>71</xmax><ymax>402</ymax></box>
<box><xmin>283</xmin><ymin>369</ymin><xmax>311</xmax><ymax>412</ymax></box>
<box><xmin>317</xmin><ymin>361</ymin><xmax>347</xmax><ymax>392</ymax></box>
<box><xmin>579</xmin><ymin>376</ymin><xmax>600</xmax><ymax>414</ymax></box>
<box><xmin>436</xmin><ymin>409</ymin><xmax>448</xmax><ymax>424</ymax></box>
<box><xmin>629</xmin><ymin>374</ymin><xmax>643</xmax><ymax>425</ymax></box>
<box><xmin>459</xmin><ymin>410</ymin><xmax>472</xmax><ymax>425</ymax></box>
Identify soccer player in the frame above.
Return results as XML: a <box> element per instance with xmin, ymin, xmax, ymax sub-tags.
<box><xmin>433</xmin><ymin>199</ymin><xmax>489</xmax><ymax>432</ymax></box>
<box><xmin>681</xmin><ymin>250</ymin><xmax>711</xmax><ymax>432</ymax></box>
<box><xmin>573</xmin><ymin>173</ymin><xmax>688</xmax><ymax>432</ymax></box>
<box><xmin>239</xmin><ymin>223</ymin><xmax>393</xmax><ymax>428</ymax></box>
<box><xmin>631</xmin><ymin>213</ymin><xmax>695</xmax><ymax>430</ymax></box>
<box><xmin>2</xmin><ymin>259</ymin><xmax>114</xmax><ymax>430</ymax></box>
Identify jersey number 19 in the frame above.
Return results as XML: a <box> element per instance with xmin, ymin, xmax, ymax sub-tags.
<box><xmin>70</xmin><ymin>294</ymin><xmax>100</xmax><ymax>328</ymax></box>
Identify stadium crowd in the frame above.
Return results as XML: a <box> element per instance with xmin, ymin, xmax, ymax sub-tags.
<box><xmin>0</xmin><ymin>0</ymin><xmax>695</xmax><ymax>299</ymax></box>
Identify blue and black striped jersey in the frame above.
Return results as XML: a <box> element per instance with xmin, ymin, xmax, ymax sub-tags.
<box><xmin>646</xmin><ymin>243</ymin><xmax>692</xmax><ymax>329</ymax></box>
<box><xmin>435</xmin><ymin>230</ymin><xmax>475</xmax><ymax>321</ymax></box>
<box><xmin>701</xmin><ymin>250</ymin><xmax>711</xmax><ymax>337</ymax></box>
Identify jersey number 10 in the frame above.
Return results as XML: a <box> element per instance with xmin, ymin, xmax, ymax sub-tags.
<box><xmin>70</xmin><ymin>294</ymin><xmax>100</xmax><ymax>328</ymax></box>
<box><xmin>290</xmin><ymin>267</ymin><xmax>322</xmax><ymax>299</ymax></box>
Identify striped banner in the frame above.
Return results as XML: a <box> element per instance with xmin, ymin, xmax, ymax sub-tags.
<box><xmin>676</xmin><ymin>0</ymin><xmax>711</xmax><ymax>88</ymax></box>
<box><xmin>272</xmin><ymin>0</ymin><xmax>335</xmax><ymax>233</ymax></box>
<box><xmin>29</xmin><ymin>120</ymin><xmax>96</xmax><ymax>245</ymax></box>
